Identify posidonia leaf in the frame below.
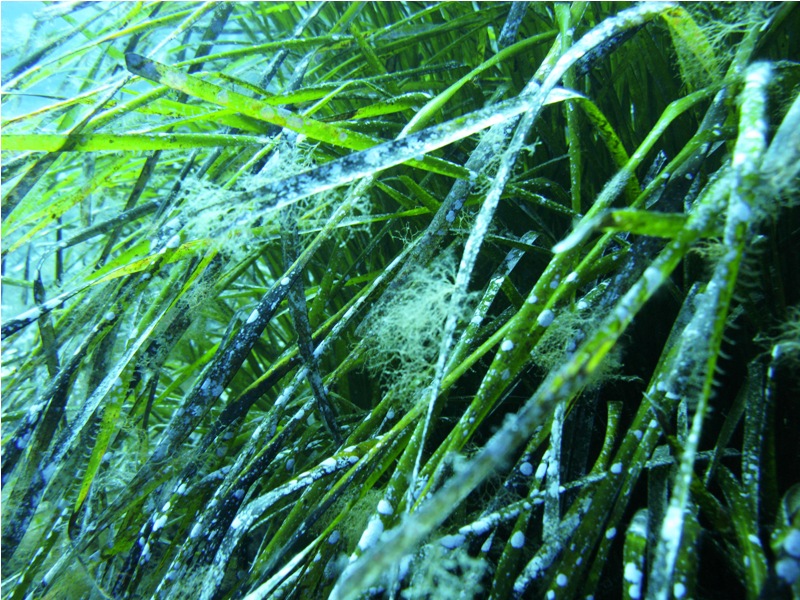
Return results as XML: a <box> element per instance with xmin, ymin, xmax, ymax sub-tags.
<box><xmin>401</xmin><ymin>30</ymin><xmax>557</xmax><ymax>135</ymax></box>
<box><xmin>599</xmin><ymin>209</ymin><xmax>693</xmax><ymax>238</ymax></box>
<box><xmin>2</xmin><ymin>133</ymin><xmax>272</xmax><ymax>152</ymax></box>
<box><xmin>124</xmin><ymin>53</ymin><xmax>467</xmax><ymax>179</ymax></box>
<box><xmin>73</xmin><ymin>374</ymin><xmax>127</xmax><ymax>515</ymax></box>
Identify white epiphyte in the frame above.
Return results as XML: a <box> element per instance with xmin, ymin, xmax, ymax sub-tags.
<box><xmin>377</xmin><ymin>499</ymin><xmax>393</xmax><ymax>515</ymax></box>
<box><xmin>152</xmin><ymin>514</ymin><xmax>167</xmax><ymax>532</ymax></box>
<box><xmin>357</xmin><ymin>516</ymin><xmax>384</xmax><ymax>551</ymax></box>
<box><xmin>440</xmin><ymin>534</ymin><xmax>465</xmax><ymax>549</ymax></box>
<box><xmin>783</xmin><ymin>529</ymin><xmax>800</xmax><ymax>557</ymax></box>
<box><xmin>510</xmin><ymin>530</ymin><xmax>525</xmax><ymax>549</ymax></box>
<box><xmin>643</xmin><ymin>266</ymin><xmax>662</xmax><ymax>294</ymax></box>
<box><xmin>537</xmin><ymin>309</ymin><xmax>555</xmax><ymax>327</ymax></box>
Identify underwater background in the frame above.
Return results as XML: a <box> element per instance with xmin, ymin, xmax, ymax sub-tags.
<box><xmin>2</xmin><ymin>2</ymin><xmax>800</xmax><ymax>599</ymax></box>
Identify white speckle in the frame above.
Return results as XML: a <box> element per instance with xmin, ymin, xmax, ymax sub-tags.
<box><xmin>321</xmin><ymin>457</ymin><xmax>337</xmax><ymax>471</ymax></box>
<box><xmin>565</xmin><ymin>272</ymin><xmax>578</xmax><ymax>283</ymax></box>
<box><xmin>286</xmin><ymin>458</ymin><xmax>295</xmax><ymax>470</ymax></box>
<box><xmin>153</xmin><ymin>514</ymin><xmax>167</xmax><ymax>532</ymax></box>
<box><xmin>776</xmin><ymin>558</ymin><xmax>800</xmax><ymax>584</ymax></box>
<box><xmin>731</xmin><ymin>200</ymin><xmax>752</xmax><ymax>224</ymax></box>
<box><xmin>246</xmin><ymin>309</ymin><xmax>259</xmax><ymax>324</ymax></box>
<box><xmin>468</xmin><ymin>516</ymin><xmax>493</xmax><ymax>536</ymax></box>
<box><xmin>162</xmin><ymin>502</ymin><xmax>171</xmax><ymax>513</ymax></box>
<box><xmin>104</xmin><ymin>311</ymin><xmax>116</xmax><ymax>321</ymax></box>
<box><xmin>176</xmin><ymin>483</ymin><xmax>187</xmax><ymax>495</ymax></box>
<box><xmin>633</xmin><ymin>430</ymin><xmax>643</xmax><ymax>441</ymax></box>
<box><xmin>605</xmin><ymin>527</ymin><xmax>616</xmax><ymax>539</ymax></box>
<box><xmin>481</xmin><ymin>537</ymin><xmax>492</xmax><ymax>552</ymax></box>
<box><xmin>328</xmin><ymin>530</ymin><xmax>340</xmax><ymax>544</ymax></box>
<box><xmin>446</xmin><ymin>210</ymin><xmax>456</xmax><ymax>223</ymax></box>
<box><xmin>783</xmin><ymin>530</ymin><xmax>800</xmax><ymax>557</ymax></box>
<box><xmin>663</xmin><ymin>505</ymin><xmax>684</xmax><ymax>539</ymax></box>
<box><xmin>231</xmin><ymin>516</ymin><xmax>242</xmax><ymax>529</ymax></box>
<box><xmin>166</xmin><ymin>234</ymin><xmax>181</xmax><ymax>249</ymax></box>
<box><xmin>440</xmin><ymin>534</ymin><xmax>465</xmax><ymax>549</ymax></box>
<box><xmin>164</xmin><ymin>71</ymin><xmax>187</xmax><ymax>89</ymax></box>
<box><xmin>537</xmin><ymin>309</ymin><xmax>555</xmax><ymax>327</ymax></box>
<box><xmin>610</xmin><ymin>463</ymin><xmax>623</xmax><ymax>474</ymax></box>
<box><xmin>15</xmin><ymin>431</ymin><xmax>31</xmax><ymax>450</ymax></box>
<box><xmin>550</xmin><ymin>279</ymin><xmax>559</xmax><ymax>289</ymax></box>
<box><xmin>281</xmin><ymin>277</ymin><xmax>291</xmax><ymax>286</ymax></box>
<box><xmin>556</xmin><ymin>573</ymin><xmax>568</xmax><ymax>587</ymax></box>
<box><xmin>501</xmin><ymin>339</ymin><xmax>515</xmax><ymax>352</ymax></box>
<box><xmin>535</xmin><ymin>462</ymin><xmax>547</xmax><ymax>480</ymax></box>
<box><xmin>387</xmin><ymin>409</ymin><xmax>395</xmax><ymax>419</ymax></box>
<box><xmin>673</xmin><ymin>582</ymin><xmax>686</xmax><ymax>598</ymax></box>
<box><xmin>527</xmin><ymin>294</ymin><xmax>538</xmax><ymax>304</ymax></box>
<box><xmin>233</xmin><ymin>489</ymin><xmax>245</xmax><ymax>499</ymax></box>
<box><xmin>377</xmin><ymin>499</ymin><xmax>393</xmax><ymax>515</ymax></box>
<box><xmin>576</xmin><ymin>299</ymin><xmax>588</xmax><ymax>310</ymax></box>
<box><xmin>643</xmin><ymin>267</ymin><xmax>661</xmax><ymax>294</ymax></box>
<box><xmin>510</xmin><ymin>531</ymin><xmax>525</xmax><ymax>548</ymax></box>
<box><xmin>216</xmin><ymin>446</ymin><xmax>227</xmax><ymax>457</ymax></box>
<box><xmin>546</xmin><ymin>591</ymin><xmax>555</xmax><ymax>600</ymax></box>
<box><xmin>41</xmin><ymin>462</ymin><xmax>56</xmax><ymax>484</ymax></box>
<box><xmin>358</xmin><ymin>517</ymin><xmax>384</xmax><ymax>551</ymax></box>
<box><xmin>520</xmin><ymin>462</ymin><xmax>533</xmax><ymax>476</ymax></box>
<box><xmin>748</xmin><ymin>533</ymin><xmax>762</xmax><ymax>547</ymax></box>
<box><xmin>624</xmin><ymin>562</ymin><xmax>642</xmax><ymax>590</ymax></box>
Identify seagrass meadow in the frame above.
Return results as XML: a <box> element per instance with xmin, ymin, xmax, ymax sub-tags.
<box><xmin>2</xmin><ymin>1</ymin><xmax>800</xmax><ymax>599</ymax></box>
